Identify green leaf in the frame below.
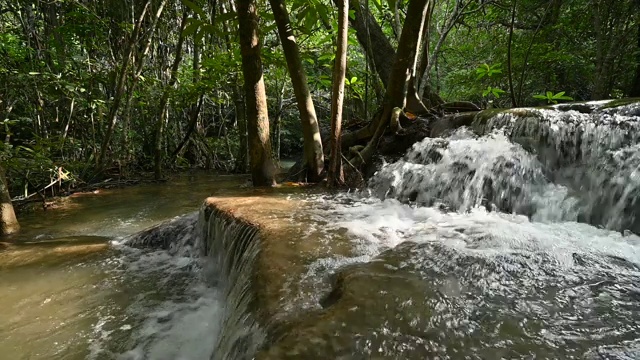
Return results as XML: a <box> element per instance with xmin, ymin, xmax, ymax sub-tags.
<box><xmin>181</xmin><ymin>0</ymin><xmax>207</xmax><ymax>19</ymax></box>
<box><xmin>533</xmin><ymin>94</ymin><xmax>548</xmax><ymax>100</ymax></box>
<box><xmin>183</xmin><ymin>21</ymin><xmax>201</xmax><ymax>37</ymax></box>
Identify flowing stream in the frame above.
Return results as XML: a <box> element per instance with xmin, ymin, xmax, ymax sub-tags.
<box><xmin>0</xmin><ymin>173</ymin><xmax>246</xmax><ymax>360</ymax></box>
<box><xmin>2</xmin><ymin>101</ymin><xmax>640</xmax><ymax>359</ymax></box>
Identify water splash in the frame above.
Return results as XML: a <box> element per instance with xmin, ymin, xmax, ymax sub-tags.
<box><xmin>303</xmin><ymin>195</ymin><xmax>640</xmax><ymax>358</ymax></box>
<box><xmin>369</xmin><ymin>129</ymin><xmax>578</xmax><ymax>221</ymax></box>
<box><xmin>474</xmin><ymin>101</ymin><xmax>640</xmax><ymax>166</ymax></box>
<box><xmin>370</xmin><ymin>113</ymin><xmax>640</xmax><ymax>232</ymax></box>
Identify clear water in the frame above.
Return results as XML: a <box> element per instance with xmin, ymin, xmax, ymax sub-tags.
<box><xmin>0</xmin><ymin>173</ymin><xmax>246</xmax><ymax>360</ymax></box>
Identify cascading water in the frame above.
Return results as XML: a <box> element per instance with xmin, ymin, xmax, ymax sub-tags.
<box><xmin>371</xmin><ymin>101</ymin><xmax>640</xmax><ymax>233</ymax></box>
<box><xmin>79</xmin><ymin>101</ymin><xmax>640</xmax><ymax>359</ymax></box>
<box><xmin>120</xmin><ymin>207</ymin><xmax>265</xmax><ymax>360</ymax></box>
<box><xmin>200</xmin><ymin>206</ymin><xmax>264</xmax><ymax>360</ymax></box>
<box><xmin>279</xmin><ymin>100</ymin><xmax>640</xmax><ymax>358</ymax></box>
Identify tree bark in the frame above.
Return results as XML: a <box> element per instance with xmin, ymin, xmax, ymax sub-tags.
<box><xmin>153</xmin><ymin>8</ymin><xmax>188</xmax><ymax>180</ymax></box>
<box><xmin>172</xmin><ymin>5</ymin><xmax>207</xmax><ymax>160</ymax></box>
<box><xmin>0</xmin><ymin>165</ymin><xmax>19</xmax><ymax>236</ymax></box>
<box><xmin>123</xmin><ymin>0</ymin><xmax>169</xmax><ymax>163</ymax></box>
<box><xmin>350</xmin><ymin>0</ymin><xmax>431</xmax><ymax>166</ymax></box>
<box><xmin>237</xmin><ymin>0</ymin><xmax>276</xmax><ymax>186</ymax></box>
<box><xmin>507</xmin><ymin>0</ymin><xmax>518</xmax><ymax>107</ymax></box>
<box><xmin>269</xmin><ymin>0</ymin><xmax>325</xmax><ymax>181</ymax></box>
<box><xmin>329</xmin><ymin>0</ymin><xmax>349</xmax><ymax>187</ymax></box>
<box><xmin>344</xmin><ymin>0</ymin><xmax>395</xmax><ymax>88</ymax></box>
<box><xmin>233</xmin><ymin>90</ymin><xmax>249</xmax><ymax>173</ymax></box>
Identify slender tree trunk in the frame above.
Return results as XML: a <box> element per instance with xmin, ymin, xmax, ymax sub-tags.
<box><xmin>272</xmin><ymin>80</ymin><xmax>286</xmax><ymax>161</ymax></box>
<box><xmin>507</xmin><ymin>0</ymin><xmax>518</xmax><ymax>107</ymax></box>
<box><xmin>269</xmin><ymin>0</ymin><xmax>325</xmax><ymax>181</ymax></box>
<box><xmin>329</xmin><ymin>0</ymin><xmax>349</xmax><ymax>187</ymax></box>
<box><xmin>97</xmin><ymin>1</ymin><xmax>151</xmax><ymax>169</ymax></box>
<box><xmin>342</xmin><ymin>0</ymin><xmax>395</xmax><ymax>88</ymax></box>
<box><xmin>233</xmin><ymin>90</ymin><xmax>249</xmax><ymax>172</ymax></box>
<box><xmin>153</xmin><ymin>8</ymin><xmax>189</xmax><ymax>180</ymax></box>
<box><xmin>123</xmin><ymin>0</ymin><xmax>169</xmax><ymax>163</ymax></box>
<box><xmin>172</xmin><ymin>11</ymin><xmax>206</xmax><ymax>160</ymax></box>
<box><xmin>631</xmin><ymin>18</ymin><xmax>640</xmax><ymax>97</ymax></box>
<box><xmin>0</xmin><ymin>165</ymin><xmax>19</xmax><ymax>236</ymax></box>
<box><xmin>237</xmin><ymin>0</ymin><xmax>275</xmax><ymax>186</ymax></box>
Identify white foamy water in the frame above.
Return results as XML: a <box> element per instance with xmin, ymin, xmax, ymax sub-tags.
<box><xmin>300</xmin><ymin>194</ymin><xmax>640</xmax><ymax>357</ymax></box>
<box><xmin>86</xmin><ymin>216</ymin><xmax>223</xmax><ymax>360</ymax></box>
<box><xmin>291</xmin><ymin>104</ymin><xmax>640</xmax><ymax>357</ymax></box>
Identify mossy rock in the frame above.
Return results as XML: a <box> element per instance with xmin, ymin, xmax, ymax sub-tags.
<box><xmin>601</xmin><ymin>98</ymin><xmax>640</xmax><ymax>109</ymax></box>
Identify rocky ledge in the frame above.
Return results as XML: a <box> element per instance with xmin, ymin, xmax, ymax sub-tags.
<box><xmin>203</xmin><ymin>192</ymin><xmax>437</xmax><ymax>359</ymax></box>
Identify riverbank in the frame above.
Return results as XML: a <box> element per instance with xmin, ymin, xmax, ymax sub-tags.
<box><xmin>12</xmin><ymin>158</ymin><xmax>298</xmax><ymax>215</ymax></box>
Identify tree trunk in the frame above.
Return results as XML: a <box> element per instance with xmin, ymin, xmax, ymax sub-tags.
<box><xmin>631</xmin><ymin>18</ymin><xmax>640</xmax><ymax>97</ymax></box>
<box><xmin>153</xmin><ymin>8</ymin><xmax>188</xmax><ymax>180</ymax></box>
<box><xmin>272</xmin><ymin>80</ymin><xmax>286</xmax><ymax>161</ymax></box>
<box><xmin>172</xmin><ymin>9</ymin><xmax>206</xmax><ymax>160</ymax></box>
<box><xmin>237</xmin><ymin>0</ymin><xmax>275</xmax><ymax>187</ymax></box>
<box><xmin>329</xmin><ymin>0</ymin><xmax>349</xmax><ymax>187</ymax></box>
<box><xmin>269</xmin><ymin>0</ymin><xmax>325</xmax><ymax>181</ymax></box>
<box><xmin>233</xmin><ymin>90</ymin><xmax>249</xmax><ymax>173</ymax></box>
<box><xmin>343</xmin><ymin>0</ymin><xmax>395</xmax><ymax>88</ymax></box>
<box><xmin>350</xmin><ymin>0</ymin><xmax>431</xmax><ymax>166</ymax></box>
<box><xmin>507</xmin><ymin>0</ymin><xmax>518</xmax><ymax>107</ymax></box>
<box><xmin>123</xmin><ymin>0</ymin><xmax>169</xmax><ymax>163</ymax></box>
<box><xmin>0</xmin><ymin>165</ymin><xmax>19</xmax><ymax>236</ymax></box>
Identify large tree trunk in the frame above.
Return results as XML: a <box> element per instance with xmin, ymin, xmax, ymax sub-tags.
<box><xmin>153</xmin><ymin>8</ymin><xmax>188</xmax><ymax>180</ymax></box>
<box><xmin>237</xmin><ymin>0</ymin><xmax>276</xmax><ymax>187</ymax></box>
<box><xmin>0</xmin><ymin>165</ymin><xmax>19</xmax><ymax>236</ymax></box>
<box><xmin>269</xmin><ymin>0</ymin><xmax>325</xmax><ymax>182</ymax></box>
<box><xmin>350</xmin><ymin>0</ymin><xmax>431</xmax><ymax>166</ymax></box>
<box><xmin>340</xmin><ymin>0</ymin><xmax>438</xmax><ymax>148</ymax></box>
<box><xmin>328</xmin><ymin>0</ymin><xmax>349</xmax><ymax>187</ymax></box>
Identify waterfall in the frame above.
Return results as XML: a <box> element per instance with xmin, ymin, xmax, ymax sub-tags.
<box><xmin>124</xmin><ymin>206</ymin><xmax>265</xmax><ymax>360</ymax></box>
<box><xmin>200</xmin><ymin>206</ymin><xmax>265</xmax><ymax>360</ymax></box>
<box><xmin>371</xmin><ymin>100</ymin><xmax>640</xmax><ymax>233</ymax></box>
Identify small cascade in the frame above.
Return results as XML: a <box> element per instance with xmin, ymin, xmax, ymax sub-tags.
<box><xmin>369</xmin><ymin>129</ymin><xmax>556</xmax><ymax>216</ymax></box>
<box><xmin>371</xmin><ymin>100</ymin><xmax>640</xmax><ymax>233</ymax></box>
<box><xmin>473</xmin><ymin>100</ymin><xmax>640</xmax><ymax>166</ymax></box>
<box><xmin>200</xmin><ymin>206</ymin><xmax>265</xmax><ymax>360</ymax></box>
<box><xmin>122</xmin><ymin>207</ymin><xmax>265</xmax><ymax>360</ymax></box>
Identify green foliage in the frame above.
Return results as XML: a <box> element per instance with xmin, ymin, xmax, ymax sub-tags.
<box><xmin>476</xmin><ymin>63</ymin><xmax>502</xmax><ymax>80</ymax></box>
<box><xmin>1</xmin><ymin>0</ymin><xmax>638</xmax><ymax>198</ymax></box>
<box><xmin>533</xmin><ymin>91</ymin><xmax>574</xmax><ymax>104</ymax></box>
<box><xmin>482</xmin><ymin>86</ymin><xmax>506</xmax><ymax>99</ymax></box>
